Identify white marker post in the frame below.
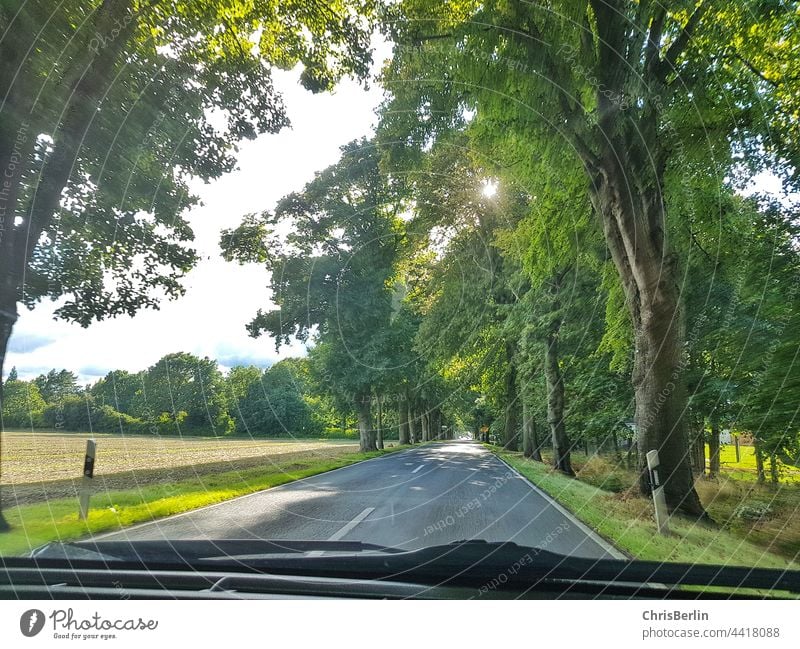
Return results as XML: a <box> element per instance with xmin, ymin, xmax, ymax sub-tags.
<box><xmin>646</xmin><ymin>449</ymin><xmax>669</xmax><ymax>535</ymax></box>
<box><xmin>78</xmin><ymin>440</ymin><xmax>96</xmax><ymax>521</ymax></box>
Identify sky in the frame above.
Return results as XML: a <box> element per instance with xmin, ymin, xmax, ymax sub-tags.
<box><xmin>7</xmin><ymin>52</ymin><xmax>389</xmax><ymax>383</ymax></box>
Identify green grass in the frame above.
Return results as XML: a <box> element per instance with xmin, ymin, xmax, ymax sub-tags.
<box><xmin>0</xmin><ymin>446</ymin><xmax>405</xmax><ymax>557</ymax></box>
<box><xmin>495</xmin><ymin>450</ymin><xmax>799</xmax><ymax>574</ymax></box>
<box><xmin>710</xmin><ymin>443</ymin><xmax>800</xmax><ymax>484</ymax></box>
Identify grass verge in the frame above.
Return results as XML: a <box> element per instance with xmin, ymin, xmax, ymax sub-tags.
<box><xmin>495</xmin><ymin>449</ymin><xmax>799</xmax><ymax>573</ymax></box>
<box><xmin>0</xmin><ymin>446</ymin><xmax>405</xmax><ymax>556</ymax></box>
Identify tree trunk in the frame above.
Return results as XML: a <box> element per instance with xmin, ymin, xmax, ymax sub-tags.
<box><xmin>769</xmin><ymin>453</ymin><xmax>779</xmax><ymax>485</ymax></box>
<box><xmin>356</xmin><ymin>395</ymin><xmax>376</xmax><ymax>453</ymax></box>
<box><xmin>531</xmin><ymin>418</ymin><xmax>543</xmax><ymax>461</ymax></box>
<box><xmin>408</xmin><ymin>400</ymin><xmax>418</xmax><ymax>443</ymax></box>
<box><xmin>0</xmin><ymin>0</ymin><xmax>137</xmax><ymax>533</ymax></box>
<box><xmin>544</xmin><ymin>280</ymin><xmax>573</xmax><ymax>475</ymax></box>
<box><xmin>522</xmin><ymin>399</ymin><xmax>543</xmax><ymax>461</ymax></box>
<box><xmin>754</xmin><ymin>440</ymin><xmax>766</xmax><ymax>484</ymax></box>
<box><xmin>0</xmin><ymin>314</ymin><xmax>13</xmax><ymax>530</ymax></box>
<box><xmin>688</xmin><ymin>419</ymin><xmax>705</xmax><ymax>476</ymax></box>
<box><xmin>708</xmin><ymin>420</ymin><xmax>720</xmax><ymax>478</ymax></box>
<box><xmin>398</xmin><ymin>394</ymin><xmax>410</xmax><ymax>444</ymax></box>
<box><xmin>589</xmin><ymin>158</ymin><xmax>705</xmax><ymax>517</ymax></box>
<box><xmin>376</xmin><ymin>396</ymin><xmax>384</xmax><ymax>450</ymax></box>
<box><xmin>502</xmin><ymin>343</ymin><xmax>520</xmax><ymax>450</ymax></box>
<box><xmin>420</xmin><ymin>409</ymin><xmax>429</xmax><ymax>442</ymax></box>
<box><xmin>626</xmin><ymin>440</ymin><xmax>637</xmax><ymax>470</ymax></box>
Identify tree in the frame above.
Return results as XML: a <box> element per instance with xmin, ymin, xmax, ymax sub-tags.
<box><xmin>395</xmin><ymin>133</ymin><xmax>530</xmax><ymax>450</ymax></box>
<box><xmin>33</xmin><ymin>369</ymin><xmax>81</xmax><ymax>404</ymax></box>
<box><xmin>0</xmin><ymin>379</ymin><xmax>46</xmax><ymax>428</ymax></box>
<box><xmin>90</xmin><ymin>370</ymin><xmax>141</xmax><ymax>415</ymax></box>
<box><xmin>132</xmin><ymin>352</ymin><xmax>232</xmax><ymax>434</ymax></box>
<box><xmin>221</xmin><ymin>139</ymin><xmax>404</xmax><ymax>451</ymax></box>
<box><xmin>224</xmin><ymin>365</ymin><xmax>263</xmax><ymax>430</ymax></box>
<box><xmin>234</xmin><ymin>361</ymin><xmax>318</xmax><ymax>437</ymax></box>
<box><xmin>0</xmin><ymin>0</ymin><xmax>378</xmax><ymax>530</ymax></box>
<box><xmin>378</xmin><ymin>0</ymin><xmax>800</xmax><ymax>515</ymax></box>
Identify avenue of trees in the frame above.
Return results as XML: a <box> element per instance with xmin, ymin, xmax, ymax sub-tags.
<box><xmin>1</xmin><ymin>1</ymin><xmax>799</xmax><ymax>531</ymax></box>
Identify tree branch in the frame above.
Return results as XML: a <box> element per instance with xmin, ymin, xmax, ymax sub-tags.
<box><xmin>412</xmin><ymin>33</ymin><xmax>454</xmax><ymax>44</ymax></box>
<box><xmin>658</xmin><ymin>1</ymin><xmax>708</xmax><ymax>79</ymax></box>
<box><xmin>643</xmin><ymin>5</ymin><xmax>666</xmax><ymax>79</ymax></box>
<box><xmin>683</xmin><ymin>223</ymin><xmax>714</xmax><ymax>265</ymax></box>
<box><xmin>727</xmin><ymin>51</ymin><xmax>779</xmax><ymax>88</ymax></box>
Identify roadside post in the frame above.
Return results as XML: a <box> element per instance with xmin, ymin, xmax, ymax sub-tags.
<box><xmin>646</xmin><ymin>449</ymin><xmax>669</xmax><ymax>535</ymax></box>
<box><xmin>734</xmin><ymin>435</ymin><xmax>741</xmax><ymax>463</ymax></box>
<box><xmin>78</xmin><ymin>440</ymin><xmax>96</xmax><ymax>521</ymax></box>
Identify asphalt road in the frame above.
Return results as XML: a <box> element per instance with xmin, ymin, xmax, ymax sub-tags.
<box><xmin>97</xmin><ymin>441</ymin><xmax>621</xmax><ymax>559</ymax></box>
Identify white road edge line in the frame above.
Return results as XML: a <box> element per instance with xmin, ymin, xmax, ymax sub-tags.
<box><xmin>491</xmin><ymin>453</ymin><xmax>627</xmax><ymax>560</ymax></box>
<box><xmin>307</xmin><ymin>507</ymin><xmax>376</xmax><ymax>556</ymax></box>
<box><xmin>411</xmin><ymin>464</ymin><xmax>425</xmax><ymax>474</ymax></box>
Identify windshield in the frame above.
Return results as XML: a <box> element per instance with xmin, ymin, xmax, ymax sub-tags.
<box><xmin>0</xmin><ymin>0</ymin><xmax>798</xmax><ymax>600</ymax></box>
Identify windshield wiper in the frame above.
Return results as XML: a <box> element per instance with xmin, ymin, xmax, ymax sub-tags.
<box><xmin>30</xmin><ymin>539</ymin><xmax>404</xmax><ymax>563</ymax></box>
<box><xmin>22</xmin><ymin>538</ymin><xmax>800</xmax><ymax>595</ymax></box>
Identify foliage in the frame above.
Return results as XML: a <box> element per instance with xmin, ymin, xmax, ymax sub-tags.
<box><xmin>0</xmin><ymin>378</ymin><xmax>47</xmax><ymax>428</ymax></box>
<box><xmin>232</xmin><ymin>360</ymin><xmax>320</xmax><ymax>437</ymax></box>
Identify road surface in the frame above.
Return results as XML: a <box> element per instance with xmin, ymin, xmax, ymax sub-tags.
<box><xmin>97</xmin><ymin>441</ymin><xmax>621</xmax><ymax>559</ymax></box>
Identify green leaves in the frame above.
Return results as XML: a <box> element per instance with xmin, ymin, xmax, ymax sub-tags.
<box><xmin>0</xmin><ymin>0</ymin><xmax>377</xmax><ymax>334</ymax></box>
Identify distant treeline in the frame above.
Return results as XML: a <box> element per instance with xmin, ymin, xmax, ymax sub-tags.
<box><xmin>0</xmin><ymin>354</ymin><xmax>374</xmax><ymax>439</ymax></box>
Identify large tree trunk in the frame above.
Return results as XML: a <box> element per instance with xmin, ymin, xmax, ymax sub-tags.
<box><xmin>420</xmin><ymin>409</ymin><xmax>429</xmax><ymax>442</ymax></box>
<box><xmin>0</xmin><ymin>0</ymin><xmax>136</xmax><ymax>532</ymax></box>
<box><xmin>356</xmin><ymin>395</ymin><xmax>376</xmax><ymax>452</ymax></box>
<box><xmin>688</xmin><ymin>417</ymin><xmax>705</xmax><ymax>476</ymax></box>
<box><xmin>588</xmin><ymin>155</ymin><xmax>705</xmax><ymax>517</ymax></box>
<box><xmin>0</xmin><ymin>109</ymin><xmax>26</xmax><ymax>533</ymax></box>
<box><xmin>0</xmin><ymin>316</ymin><xmax>12</xmax><ymax>531</ymax></box>
<box><xmin>708</xmin><ymin>419</ymin><xmax>720</xmax><ymax>478</ymax></box>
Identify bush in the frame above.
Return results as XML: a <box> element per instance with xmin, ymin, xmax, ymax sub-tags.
<box><xmin>93</xmin><ymin>405</ymin><xmax>150</xmax><ymax>434</ymax></box>
<box><xmin>42</xmin><ymin>396</ymin><xmax>152</xmax><ymax>434</ymax></box>
<box><xmin>318</xmin><ymin>427</ymin><xmax>359</xmax><ymax>440</ymax></box>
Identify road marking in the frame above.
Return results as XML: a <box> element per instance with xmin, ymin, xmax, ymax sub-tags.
<box><xmin>307</xmin><ymin>507</ymin><xmax>376</xmax><ymax>556</ymax></box>
<box><xmin>91</xmin><ymin>451</ymin><xmax>402</xmax><ymax>541</ymax></box>
<box><xmin>328</xmin><ymin>507</ymin><xmax>375</xmax><ymax>541</ymax></box>
<box><xmin>411</xmin><ymin>464</ymin><xmax>425</xmax><ymax>473</ymax></box>
<box><xmin>491</xmin><ymin>453</ymin><xmax>627</xmax><ymax>560</ymax></box>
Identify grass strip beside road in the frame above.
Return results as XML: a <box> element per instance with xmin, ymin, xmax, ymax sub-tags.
<box><xmin>496</xmin><ymin>450</ymin><xmax>799</xmax><ymax>572</ymax></box>
<box><xmin>0</xmin><ymin>446</ymin><xmax>404</xmax><ymax>556</ymax></box>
